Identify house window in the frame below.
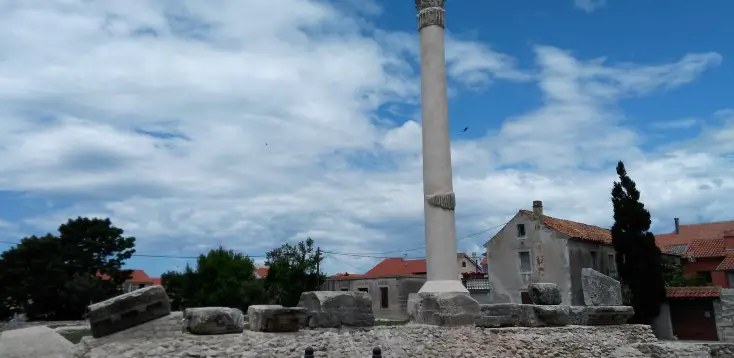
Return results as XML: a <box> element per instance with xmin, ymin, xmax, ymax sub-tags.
<box><xmin>518</xmin><ymin>251</ymin><xmax>531</xmax><ymax>273</ymax></box>
<box><xmin>590</xmin><ymin>251</ymin><xmax>598</xmax><ymax>270</ymax></box>
<box><xmin>340</xmin><ymin>288</ymin><xmax>348</xmax><ymax>291</ymax></box>
<box><xmin>462</xmin><ymin>261</ymin><xmax>467</xmax><ymax>267</ymax></box>
<box><xmin>138</xmin><ymin>284</ymin><xmax>146</xmax><ymax>290</ymax></box>
<box><xmin>517</xmin><ymin>224</ymin><xmax>526</xmax><ymax>237</ymax></box>
<box><xmin>698</xmin><ymin>271</ymin><xmax>713</xmax><ymax>283</ymax></box>
<box><xmin>380</xmin><ymin>287</ymin><xmax>389</xmax><ymax>308</ymax></box>
<box><xmin>358</xmin><ymin>288</ymin><xmax>368</xmax><ymax>293</ymax></box>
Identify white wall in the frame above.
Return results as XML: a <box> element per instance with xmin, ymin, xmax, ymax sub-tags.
<box><xmin>485</xmin><ymin>212</ymin><xmax>573</xmax><ymax>304</ymax></box>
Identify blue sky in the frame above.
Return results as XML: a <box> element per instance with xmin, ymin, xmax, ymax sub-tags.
<box><xmin>0</xmin><ymin>0</ymin><xmax>732</xmax><ymax>278</ymax></box>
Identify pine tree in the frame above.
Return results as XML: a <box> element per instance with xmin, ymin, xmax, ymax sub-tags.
<box><xmin>611</xmin><ymin>161</ymin><xmax>666</xmax><ymax>324</ymax></box>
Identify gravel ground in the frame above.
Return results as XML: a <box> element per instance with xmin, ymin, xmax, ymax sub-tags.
<box><xmin>74</xmin><ymin>324</ymin><xmax>666</xmax><ymax>358</ymax></box>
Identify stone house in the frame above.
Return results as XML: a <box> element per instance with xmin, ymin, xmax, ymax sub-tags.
<box><xmin>663</xmin><ymin>286</ymin><xmax>734</xmax><ymax>342</ymax></box>
<box><xmin>656</xmin><ymin>219</ymin><xmax>734</xmax><ymax>288</ymax></box>
<box><xmin>483</xmin><ymin>201</ymin><xmax>619</xmax><ymax>305</ymax></box>
<box><xmin>321</xmin><ymin>253</ymin><xmax>482</xmax><ymax>320</ymax></box>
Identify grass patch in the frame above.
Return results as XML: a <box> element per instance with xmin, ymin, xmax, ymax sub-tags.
<box><xmin>59</xmin><ymin>329</ymin><xmax>91</xmax><ymax>344</ymax></box>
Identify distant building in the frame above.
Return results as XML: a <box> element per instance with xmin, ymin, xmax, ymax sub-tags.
<box><xmin>255</xmin><ymin>267</ymin><xmax>269</xmax><ymax>279</ymax></box>
<box><xmin>97</xmin><ymin>269</ymin><xmax>161</xmax><ymax>293</ymax></box>
<box><xmin>321</xmin><ymin>253</ymin><xmax>482</xmax><ymax>320</ymax></box>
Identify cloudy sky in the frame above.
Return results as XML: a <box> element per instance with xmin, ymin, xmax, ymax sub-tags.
<box><xmin>0</xmin><ymin>0</ymin><xmax>732</xmax><ymax>277</ymax></box>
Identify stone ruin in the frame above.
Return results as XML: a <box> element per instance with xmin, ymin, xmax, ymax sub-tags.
<box><xmin>8</xmin><ymin>273</ymin><xmax>734</xmax><ymax>357</ymax></box>
<box><xmin>474</xmin><ymin>269</ymin><xmax>633</xmax><ymax>328</ymax></box>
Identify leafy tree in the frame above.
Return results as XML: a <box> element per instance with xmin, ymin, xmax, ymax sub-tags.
<box><xmin>611</xmin><ymin>161</ymin><xmax>666</xmax><ymax>324</ymax></box>
<box><xmin>164</xmin><ymin>247</ymin><xmax>265</xmax><ymax>312</ymax></box>
<box><xmin>264</xmin><ymin>238</ymin><xmax>325</xmax><ymax>307</ymax></box>
<box><xmin>0</xmin><ymin>218</ymin><xmax>135</xmax><ymax>320</ymax></box>
<box><xmin>663</xmin><ymin>261</ymin><xmax>707</xmax><ymax>287</ymax></box>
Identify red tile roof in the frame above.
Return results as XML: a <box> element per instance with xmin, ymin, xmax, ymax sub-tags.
<box><xmin>329</xmin><ymin>272</ymin><xmax>365</xmax><ymax>281</ymax></box>
<box><xmin>255</xmin><ymin>267</ymin><xmax>269</xmax><ymax>278</ymax></box>
<box><xmin>96</xmin><ymin>269</ymin><xmax>153</xmax><ymax>284</ymax></box>
<box><xmin>519</xmin><ymin>210</ymin><xmax>612</xmax><ymax>244</ymax></box>
<box><xmin>684</xmin><ymin>238</ymin><xmax>727</xmax><ymax>258</ymax></box>
<box><xmin>666</xmin><ymin>286</ymin><xmax>721</xmax><ymax>299</ymax></box>
<box><xmin>151</xmin><ymin>277</ymin><xmax>162</xmax><ymax>286</ymax></box>
<box><xmin>717</xmin><ymin>254</ymin><xmax>734</xmax><ymax>271</ymax></box>
<box><xmin>365</xmin><ymin>258</ymin><xmax>427</xmax><ymax>277</ymax></box>
<box><xmin>656</xmin><ymin>220</ymin><xmax>734</xmax><ymax>247</ymax></box>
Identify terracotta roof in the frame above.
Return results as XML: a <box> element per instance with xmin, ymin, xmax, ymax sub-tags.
<box><xmin>255</xmin><ymin>267</ymin><xmax>269</xmax><ymax>278</ymax></box>
<box><xmin>684</xmin><ymin>238</ymin><xmax>727</xmax><ymax>258</ymax></box>
<box><xmin>151</xmin><ymin>277</ymin><xmax>162</xmax><ymax>286</ymax></box>
<box><xmin>328</xmin><ymin>272</ymin><xmax>366</xmax><ymax>281</ymax></box>
<box><xmin>656</xmin><ymin>220</ymin><xmax>734</xmax><ymax>247</ymax></box>
<box><xmin>519</xmin><ymin>210</ymin><xmax>612</xmax><ymax>244</ymax></box>
<box><xmin>666</xmin><ymin>286</ymin><xmax>721</xmax><ymax>299</ymax></box>
<box><xmin>96</xmin><ymin>269</ymin><xmax>153</xmax><ymax>284</ymax></box>
<box><xmin>365</xmin><ymin>258</ymin><xmax>427</xmax><ymax>277</ymax></box>
<box><xmin>717</xmin><ymin>254</ymin><xmax>734</xmax><ymax>271</ymax></box>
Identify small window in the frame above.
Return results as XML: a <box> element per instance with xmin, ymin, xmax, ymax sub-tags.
<box><xmin>590</xmin><ymin>251</ymin><xmax>598</xmax><ymax>269</ymax></box>
<box><xmin>462</xmin><ymin>261</ymin><xmax>467</xmax><ymax>267</ymax></box>
<box><xmin>518</xmin><ymin>251</ymin><xmax>531</xmax><ymax>273</ymax></box>
<box><xmin>380</xmin><ymin>287</ymin><xmax>389</xmax><ymax>308</ymax></box>
<box><xmin>358</xmin><ymin>288</ymin><xmax>368</xmax><ymax>293</ymax></box>
<box><xmin>340</xmin><ymin>288</ymin><xmax>348</xmax><ymax>291</ymax></box>
<box><xmin>517</xmin><ymin>224</ymin><xmax>526</xmax><ymax>237</ymax></box>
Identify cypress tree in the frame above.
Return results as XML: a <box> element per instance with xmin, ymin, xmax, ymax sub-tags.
<box><xmin>611</xmin><ymin>161</ymin><xmax>666</xmax><ymax>323</ymax></box>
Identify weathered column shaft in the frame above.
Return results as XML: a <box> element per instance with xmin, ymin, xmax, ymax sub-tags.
<box><xmin>416</xmin><ymin>0</ymin><xmax>466</xmax><ymax>293</ymax></box>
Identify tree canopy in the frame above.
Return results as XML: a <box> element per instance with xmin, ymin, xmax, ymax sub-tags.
<box><xmin>162</xmin><ymin>247</ymin><xmax>265</xmax><ymax>312</ymax></box>
<box><xmin>0</xmin><ymin>217</ymin><xmax>135</xmax><ymax>320</ymax></box>
<box><xmin>264</xmin><ymin>237</ymin><xmax>325</xmax><ymax>307</ymax></box>
<box><xmin>610</xmin><ymin>161</ymin><xmax>666</xmax><ymax>324</ymax></box>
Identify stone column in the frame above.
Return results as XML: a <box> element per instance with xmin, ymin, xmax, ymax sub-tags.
<box><xmin>416</xmin><ymin>0</ymin><xmax>466</xmax><ymax>294</ymax></box>
<box><xmin>407</xmin><ymin>0</ymin><xmax>479</xmax><ymax>326</ymax></box>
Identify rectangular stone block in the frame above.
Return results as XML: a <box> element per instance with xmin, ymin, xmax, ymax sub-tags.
<box><xmin>87</xmin><ymin>285</ymin><xmax>170</xmax><ymax>338</ymax></box>
<box><xmin>569</xmin><ymin>305</ymin><xmax>634</xmax><ymax>326</ymax></box>
<box><xmin>581</xmin><ymin>268</ymin><xmax>623</xmax><ymax>306</ymax></box>
<box><xmin>407</xmin><ymin>292</ymin><xmax>480</xmax><ymax>326</ymax></box>
<box><xmin>247</xmin><ymin>305</ymin><xmax>307</xmax><ymax>332</ymax></box>
<box><xmin>475</xmin><ymin>303</ymin><xmax>570</xmax><ymax>328</ymax></box>
<box><xmin>298</xmin><ymin>291</ymin><xmax>375</xmax><ymax>328</ymax></box>
<box><xmin>184</xmin><ymin>307</ymin><xmax>245</xmax><ymax>335</ymax></box>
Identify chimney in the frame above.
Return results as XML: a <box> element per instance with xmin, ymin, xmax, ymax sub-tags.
<box><xmin>533</xmin><ymin>200</ymin><xmax>543</xmax><ymax>218</ymax></box>
<box><xmin>674</xmin><ymin>218</ymin><xmax>680</xmax><ymax>234</ymax></box>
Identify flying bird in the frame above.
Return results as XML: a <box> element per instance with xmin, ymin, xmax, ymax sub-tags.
<box><xmin>462</xmin><ymin>127</ymin><xmax>469</xmax><ymax>132</ymax></box>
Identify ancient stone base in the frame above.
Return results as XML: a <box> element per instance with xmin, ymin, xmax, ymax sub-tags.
<box><xmin>528</xmin><ymin>283</ymin><xmax>562</xmax><ymax>305</ymax></box>
<box><xmin>407</xmin><ymin>292</ymin><xmax>480</xmax><ymax>326</ymax></box>
<box><xmin>0</xmin><ymin>325</ymin><xmax>74</xmax><ymax>358</ymax></box>
<box><xmin>184</xmin><ymin>307</ymin><xmax>245</xmax><ymax>335</ymax></box>
<box><xmin>298</xmin><ymin>291</ymin><xmax>375</xmax><ymax>328</ymax></box>
<box><xmin>87</xmin><ymin>285</ymin><xmax>171</xmax><ymax>338</ymax></box>
<box><xmin>247</xmin><ymin>305</ymin><xmax>307</xmax><ymax>332</ymax></box>
<box><xmin>570</xmin><ymin>305</ymin><xmax>634</xmax><ymax>325</ymax></box>
<box><xmin>475</xmin><ymin>303</ymin><xmax>633</xmax><ymax>328</ymax></box>
<box><xmin>475</xmin><ymin>303</ymin><xmax>569</xmax><ymax>328</ymax></box>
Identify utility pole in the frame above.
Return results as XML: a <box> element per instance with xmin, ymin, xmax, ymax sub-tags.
<box><xmin>315</xmin><ymin>246</ymin><xmax>322</xmax><ymax>289</ymax></box>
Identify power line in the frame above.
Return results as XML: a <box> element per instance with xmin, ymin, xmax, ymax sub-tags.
<box><xmin>0</xmin><ymin>220</ymin><xmax>507</xmax><ymax>260</ymax></box>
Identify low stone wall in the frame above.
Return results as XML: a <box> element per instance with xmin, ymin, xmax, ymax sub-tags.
<box><xmin>0</xmin><ymin>320</ymin><xmax>88</xmax><ymax>333</ymax></box>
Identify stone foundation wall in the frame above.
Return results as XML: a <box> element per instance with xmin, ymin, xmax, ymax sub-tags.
<box><xmin>715</xmin><ymin>289</ymin><xmax>734</xmax><ymax>341</ymax></box>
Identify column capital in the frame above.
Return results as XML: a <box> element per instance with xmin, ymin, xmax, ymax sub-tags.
<box><xmin>415</xmin><ymin>0</ymin><xmax>445</xmax><ymax>30</ymax></box>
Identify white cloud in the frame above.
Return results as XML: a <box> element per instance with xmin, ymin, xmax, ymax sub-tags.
<box><xmin>574</xmin><ymin>0</ymin><xmax>607</xmax><ymax>12</ymax></box>
<box><xmin>0</xmin><ymin>0</ymin><xmax>730</xmax><ymax>275</ymax></box>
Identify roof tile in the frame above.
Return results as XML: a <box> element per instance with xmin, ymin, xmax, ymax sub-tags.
<box><xmin>519</xmin><ymin>210</ymin><xmax>612</xmax><ymax>244</ymax></box>
<box><xmin>656</xmin><ymin>220</ymin><xmax>734</xmax><ymax>247</ymax></box>
<box><xmin>717</xmin><ymin>254</ymin><xmax>734</xmax><ymax>271</ymax></box>
<box><xmin>666</xmin><ymin>286</ymin><xmax>720</xmax><ymax>299</ymax></box>
<box><xmin>684</xmin><ymin>238</ymin><xmax>726</xmax><ymax>258</ymax></box>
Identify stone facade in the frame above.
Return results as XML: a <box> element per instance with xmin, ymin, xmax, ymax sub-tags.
<box><xmin>715</xmin><ymin>288</ymin><xmax>734</xmax><ymax>341</ymax></box>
